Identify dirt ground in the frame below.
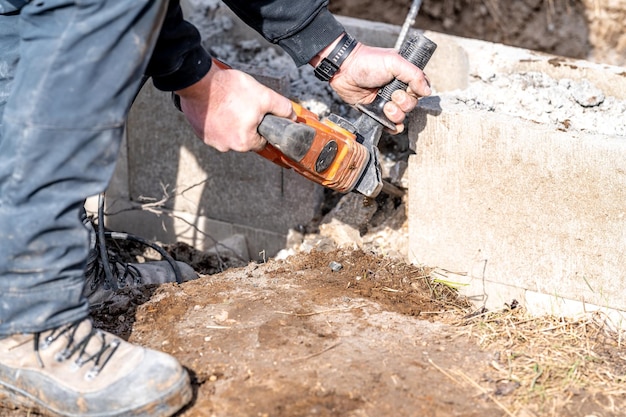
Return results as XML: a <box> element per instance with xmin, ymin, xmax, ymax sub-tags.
<box><xmin>123</xmin><ymin>249</ymin><xmax>507</xmax><ymax>417</ymax></box>
<box><xmin>3</xmin><ymin>245</ymin><xmax>624</xmax><ymax>417</ymax></box>
<box><xmin>329</xmin><ymin>0</ymin><xmax>626</xmax><ymax>66</ymax></box>
<box><xmin>81</xmin><ymin>246</ymin><xmax>624</xmax><ymax>417</ymax></box>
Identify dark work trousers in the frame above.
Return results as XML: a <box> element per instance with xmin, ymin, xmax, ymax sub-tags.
<box><xmin>0</xmin><ymin>0</ymin><xmax>168</xmax><ymax>335</ymax></box>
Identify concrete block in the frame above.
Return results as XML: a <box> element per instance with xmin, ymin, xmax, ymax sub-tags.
<box><xmin>105</xmin><ymin>206</ymin><xmax>284</xmax><ymax>261</ymax></box>
<box><xmin>404</xmin><ymin>30</ymin><xmax>626</xmax><ymax>320</ymax></box>
<box><xmin>408</xmin><ymin>82</ymin><xmax>626</xmax><ymax>317</ymax></box>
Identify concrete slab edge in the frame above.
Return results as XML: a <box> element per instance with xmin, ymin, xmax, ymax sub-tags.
<box><xmin>431</xmin><ymin>268</ymin><xmax>626</xmax><ymax>332</ymax></box>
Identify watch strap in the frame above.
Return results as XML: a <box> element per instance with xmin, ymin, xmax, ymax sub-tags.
<box><xmin>314</xmin><ymin>33</ymin><xmax>358</xmax><ymax>82</ymax></box>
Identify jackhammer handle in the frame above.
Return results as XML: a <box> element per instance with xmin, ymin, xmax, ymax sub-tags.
<box><xmin>258</xmin><ymin>114</ymin><xmax>316</xmax><ymax>162</ymax></box>
<box><xmin>356</xmin><ymin>33</ymin><xmax>437</xmax><ymax>130</ymax></box>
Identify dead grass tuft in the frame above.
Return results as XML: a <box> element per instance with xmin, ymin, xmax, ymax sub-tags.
<box><xmin>440</xmin><ymin>302</ymin><xmax>626</xmax><ymax>415</ymax></box>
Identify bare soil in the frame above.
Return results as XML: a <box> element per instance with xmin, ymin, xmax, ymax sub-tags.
<box><xmin>92</xmin><ymin>248</ymin><xmax>625</xmax><ymax>417</ymax></box>
<box><xmin>127</xmin><ymin>249</ymin><xmax>506</xmax><ymax>417</ymax></box>
<box><xmin>329</xmin><ymin>0</ymin><xmax>626</xmax><ymax>66</ymax></box>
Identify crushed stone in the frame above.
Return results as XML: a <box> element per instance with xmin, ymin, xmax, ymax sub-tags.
<box><xmin>448</xmin><ymin>71</ymin><xmax>626</xmax><ymax>138</ymax></box>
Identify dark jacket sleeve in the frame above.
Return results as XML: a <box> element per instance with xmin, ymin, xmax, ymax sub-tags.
<box><xmin>146</xmin><ymin>0</ymin><xmax>345</xmax><ymax>91</ymax></box>
<box><xmin>145</xmin><ymin>0</ymin><xmax>212</xmax><ymax>92</ymax></box>
<box><xmin>222</xmin><ymin>0</ymin><xmax>345</xmax><ymax>67</ymax></box>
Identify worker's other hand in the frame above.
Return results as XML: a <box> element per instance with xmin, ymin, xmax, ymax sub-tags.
<box><xmin>175</xmin><ymin>62</ymin><xmax>295</xmax><ymax>152</ymax></box>
<box><xmin>316</xmin><ymin>42</ymin><xmax>431</xmax><ymax>134</ymax></box>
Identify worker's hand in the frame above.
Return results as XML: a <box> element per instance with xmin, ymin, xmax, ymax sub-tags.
<box><xmin>313</xmin><ymin>40</ymin><xmax>431</xmax><ymax>134</ymax></box>
<box><xmin>175</xmin><ymin>62</ymin><xmax>295</xmax><ymax>152</ymax></box>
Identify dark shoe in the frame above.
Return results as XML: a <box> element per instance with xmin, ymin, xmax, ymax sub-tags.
<box><xmin>83</xmin><ymin>249</ymin><xmax>198</xmax><ymax>306</ymax></box>
<box><xmin>81</xmin><ymin>214</ymin><xmax>198</xmax><ymax>307</ymax></box>
<box><xmin>0</xmin><ymin>318</ymin><xmax>191</xmax><ymax>416</ymax></box>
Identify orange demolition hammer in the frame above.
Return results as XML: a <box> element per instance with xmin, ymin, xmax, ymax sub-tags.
<box><xmin>175</xmin><ymin>33</ymin><xmax>437</xmax><ymax>198</ymax></box>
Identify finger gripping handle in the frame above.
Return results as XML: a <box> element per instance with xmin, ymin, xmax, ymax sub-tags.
<box><xmin>356</xmin><ymin>33</ymin><xmax>437</xmax><ymax>130</ymax></box>
<box><xmin>376</xmin><ymin>78</ymin><xmax>409</xmax><ymax>102</ymax></box>
<box><xmin>377</xmin><ymin>35</ymin><xmax>437</xmax><ymax>101</ymax></box>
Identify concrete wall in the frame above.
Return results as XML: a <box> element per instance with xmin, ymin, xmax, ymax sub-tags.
<box><xmin>408</xmin><ymin>32</ymin><xmax>626</xmax><ymax>327</ymax></box>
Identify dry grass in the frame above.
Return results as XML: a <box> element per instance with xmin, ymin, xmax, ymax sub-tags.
<box><xmin>440</xmin><ymin>302</ymin><xmax>626</xmax><ymax>416</ymax></box>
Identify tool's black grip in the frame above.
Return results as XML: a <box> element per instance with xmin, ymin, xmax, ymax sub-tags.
<box><xmin>258</xmin><ymin>115</ymin><xmax>316</xmax><ymax>162</ymax></box>
<box><xmin>356</xmin><ymin>33</ymin><xmax>437</xmax><ymax>130</ymax></box>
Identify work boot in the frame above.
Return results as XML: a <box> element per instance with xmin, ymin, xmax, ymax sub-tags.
<box><xmin>0</xmin><ymin>318</ymin><xmax>192</xmax><ymax>417</ymax></box>
<box><xmin>81</xmin><ymin>214</ymin><xmax>198</xmax><ymax>307</ymax></box>
<box><xmin>83</xmin><ymin>247</ymin><xmax>198</xmax><ymax>307</ymax></box>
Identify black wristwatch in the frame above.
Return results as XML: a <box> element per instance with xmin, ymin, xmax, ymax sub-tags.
<box><xmin>313</xmin><ymin>33</ymin><xmax>358</xmax><ymax>82</ymax></box>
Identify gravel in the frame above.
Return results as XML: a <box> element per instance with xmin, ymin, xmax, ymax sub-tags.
<box><xmin>449</xmin><ymin>71</ymin><xmax>626</xmax><ymax>138</ymax></box>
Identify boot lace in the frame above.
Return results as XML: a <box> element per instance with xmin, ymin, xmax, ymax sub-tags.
<box><xmin>33</xmin><ymin>319</ymin><xmax>121</xmax><ymax>381</ymax></box>
<box><xmin>85</xmin><ymin>244</ymin><xmax>143</xmax><ymax>292</ymax></box>
<box><xmin>81</xmin><ymin>201</ymin><xmax>182</xmax><ymax>291</ymax></box>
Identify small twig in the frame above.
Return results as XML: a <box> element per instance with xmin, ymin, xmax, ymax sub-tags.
<box><xmin>427</xmin><ymin>358</ymin><xmax>463</xmax><ymax>386</ymax></box>
<box><xmin>412</xmin><ymin>274</ymin><xmax>431</xmax><ymax>280</ymax></box>
<box><xmin>287</xmin><ymin>342</ymin><xmax>342</xmax><ymax>362</ymax></box>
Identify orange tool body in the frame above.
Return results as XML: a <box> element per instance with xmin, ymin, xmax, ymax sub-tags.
<box><xmin>257</xmin><ymin>102</ymin><xmax>370</xmax><ymax>194</ymax></box>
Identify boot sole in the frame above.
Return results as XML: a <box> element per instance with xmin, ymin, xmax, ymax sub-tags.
<box><xmin>0</xmin><ymin>369</ymin><xmax>192</xmax><ymax>417</ymax></box>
